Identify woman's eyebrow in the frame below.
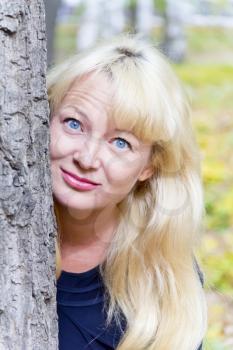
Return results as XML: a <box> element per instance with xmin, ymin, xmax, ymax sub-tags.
<box><xmin>112</xmin><ymin>125</ymin><xmax>139</xmax><ymax>137</ymax></box>
<box><xmin>114</xmin><ymin>128</ymin><xmax>134</xmax><ymax>136</ymax></box>
<box><xmin>62</xmin><ymin>105</ymin><xmax>91</xmax><ymax>126</ymax></box>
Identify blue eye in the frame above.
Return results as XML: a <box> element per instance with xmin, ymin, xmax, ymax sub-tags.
<box><xmin>113</xmin><ymin>138</ymin><xmax>131</xmax><ymax>150</ymax></box>
<box><xmin>65</xmin><ymin>118</ymin><xmax>81</xmax><ymax>131</ymax></box>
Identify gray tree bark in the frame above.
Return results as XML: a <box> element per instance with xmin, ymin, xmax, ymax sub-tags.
<box><xmin>0</xmin><ymin>1</ymin><xmax>58</xmax><ymax>349</ymax></box>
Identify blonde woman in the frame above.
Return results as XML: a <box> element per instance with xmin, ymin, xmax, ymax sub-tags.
<box><xmin>48</xmin><ymin>35</ymin><xmax>206</xmax><ymax>350</ymax></box>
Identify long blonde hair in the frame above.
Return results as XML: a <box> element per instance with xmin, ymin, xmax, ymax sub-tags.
<box><xmin>48</xmin><ymin>35</ymin><xmax>207</xmax><ymax>350</ymax></box>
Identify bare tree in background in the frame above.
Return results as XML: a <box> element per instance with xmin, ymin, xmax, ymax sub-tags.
<box><xmin>76</xmin><ymin>0</ymin><xmax>155</xmax><ymax>51</ymax></box>
<box><xmin>77</xmin><ymin>0</ymin><xmax>126</xmax><ymax>51</ymax></box>
<box><xmin>0</xmin><ymin>1</ymin><xmax>58</xmax><ymax>349</ymax></box>
<box><xmin>136</xmin><ymin>0</ymin><xmax>154</xmax><ymax>36</ymax></box>
<box><xmin>44</xmin><ymin>0</ymin><xmax>61</xmax><ymax>67</ymax></box>
<box><xmin>162</xmin><ymin>0</ymin><xmax>188</xmax><ymax>62</ymax></box>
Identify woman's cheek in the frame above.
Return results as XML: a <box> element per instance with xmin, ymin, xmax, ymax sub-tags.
<box><xmin>50</xmin><ymin>133</ymin><xmax>84</xmax><ymax>159</ymax></box>
<box><xmin>50</xmin><ymin>125</ymin><xmax>64</xmax><ymax>158</ymax></box>
<box><xmin>106</xmin><ymin>153</ymin><xmax>141</xmax><ymax>180</ymax></box>
<box><xmin>104</xmin><ymin>160</ymin><xmax>140</xmax><ymax>196</ymax></box>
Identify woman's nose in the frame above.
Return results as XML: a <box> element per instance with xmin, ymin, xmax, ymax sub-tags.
<box><xmin>73</xmin><ymin>135</ymin><xmax>102</xmax><ymax>169</ymax></box>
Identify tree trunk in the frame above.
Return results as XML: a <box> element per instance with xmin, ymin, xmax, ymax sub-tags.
<box><xmin>0</xmin><ymin>1</ymin><xmax>58</xmax><ymax>349</ymax></box>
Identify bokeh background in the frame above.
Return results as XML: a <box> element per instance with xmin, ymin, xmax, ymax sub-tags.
<box><xmin>44</xmin><ymin>1</ymin><xmax>233</xmax><ymax>348</ymax></box>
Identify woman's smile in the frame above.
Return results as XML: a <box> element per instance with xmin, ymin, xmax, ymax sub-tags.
<box><xmin>61</xmin><ymin>168</ymin><xmax>101</xmax><ymax>191</ymax></box>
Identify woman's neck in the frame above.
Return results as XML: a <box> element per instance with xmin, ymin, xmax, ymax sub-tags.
<box><xmin>55</xmin><ymin>202</ymin><xmax>120</xmax><ymax>272</ymax></box>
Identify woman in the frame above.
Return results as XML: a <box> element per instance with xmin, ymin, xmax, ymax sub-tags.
<box><xmin>48</xmin><ymin>35</ymin><xmax>206</xmax><ymax>350</ymax></box>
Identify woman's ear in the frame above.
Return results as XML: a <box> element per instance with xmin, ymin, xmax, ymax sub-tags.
<box><xmin>138</xmin><ymin>165</ymin><xmax>154</xmax><ymax>182</ymax></box>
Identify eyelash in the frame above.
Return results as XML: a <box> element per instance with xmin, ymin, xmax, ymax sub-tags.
<box><xmin>63</xmin><ymin>117</ymin><xmax>132</xmax><ymax>150</ymax></box>
<box><xmin>113</xmin><ymin>138</ymin><xmax>132</xmax><ymax>150</ymax></box>
<box><xmin>64</xmin><ymin>118</ymin><xmax>83</xmax><ymax>132</ymax></box>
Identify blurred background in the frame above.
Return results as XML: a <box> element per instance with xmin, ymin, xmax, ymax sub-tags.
<box><xmin>44</xmin><ymin>1</ymin><xmax>233</xmax><ymax>348</ymax></box>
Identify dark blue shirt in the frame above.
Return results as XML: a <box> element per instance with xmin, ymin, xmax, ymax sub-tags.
<box><xmin>57</xmin><ymin>265</ymin><xmax>126</xmax><ymax>349</ymax></box>
<box><xmin>57</xmin><ymin>265</ymin><xmax>203</xmax><ymax>350</ymax></box>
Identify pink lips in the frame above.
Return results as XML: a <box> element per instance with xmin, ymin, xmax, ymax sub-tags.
<box><xmin>61</xmin><ymin>168</ymin><xmax>100</xmax><ymax>191</ymax></box>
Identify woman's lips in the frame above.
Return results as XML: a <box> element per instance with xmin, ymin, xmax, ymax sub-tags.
<box><xmin>61</xmin><ymin>168</ymin><xmax>100</xmax><ymax>191</ymax></box>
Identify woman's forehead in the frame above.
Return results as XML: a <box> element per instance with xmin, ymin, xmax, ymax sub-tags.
<box><xmin>63</xmin><ymin>72</ymin><xmax>113</xmax><ymax>107</ymax></box>
<box><xmin>56</xmin><ymin>71</ymin><xmax>158</xmax><ymax>145</ymax></box>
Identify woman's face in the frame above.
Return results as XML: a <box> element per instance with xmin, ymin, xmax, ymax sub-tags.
<box><xmin>50</xmin><ymin>72</ymin><xmax>153</xmax><ymax>217</ymax></box>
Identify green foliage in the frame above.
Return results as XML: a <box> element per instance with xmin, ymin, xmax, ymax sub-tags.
<box><xmin>204</xmin><ymin>339</ymin><xmax>231</xmax><ymax>350</ymax></box>
<box><xmin>175</xmin><ymin>64</ymin><xmax>233</xmax><ymax>87</ymax></box>
<box><xmin>207</xmin><ymin>252</ymin><xmax>233</xmax><ymax>293</ymax></box>
<box><xmin>54</xmin><ymin>23</ymin><xmax>77</xmax><ymax>62</ymax></box>
<box><xmin>187</xmin><ymin>27</ymin><xmax>233</xmax><ymax>63</ymax></box>
<box><xmin>153</xmin><ymin>0</ymin><xmax>166</xmax><ymax>15</ymax></box>
<box><xmin>201</xmin><ymin>233</ymin><xmax>233</xmax><ymax>294</ymax></box>
<box><xmin>175</xmin><ymin>64</ymin><xmax>233</xmax><ymax>110</ymax></box>
<box><xmin>126</xmin><ymin>0</ymin><xmax>137</xmax><ymax>10</ymax></box>
<box><xmin>73</xmin><ymin>3</ymin><xmax>86</xmax><ymax>18</ymax></box>
<box><xmin>175</xmin><ymin>64</ymin><xmax>233</xmax><ymax>237</ymax></box>
<box><xmin>205</xmin><ymin>186</ymin><xmax>233</xmax><ymax>231</ymax></box>
<box><xmin>176</xmin><ymin>59</ymin><xmax>233</xmax><ymax>345</ymax></box>
<box><xmin>174</xmin><ymin>34</ymin><xmax>233</xmax><ymax>347</ymax></box>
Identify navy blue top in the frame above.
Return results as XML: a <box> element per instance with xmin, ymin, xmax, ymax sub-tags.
<box><xmin>57</xmin><ymin>265</ymin><xmax>203</xmax><ymax>350</ymax></box>
<box><xmin>57</xmin><ymin>265</ymin><xmax>126</xmax><ymax>350</ymax></box>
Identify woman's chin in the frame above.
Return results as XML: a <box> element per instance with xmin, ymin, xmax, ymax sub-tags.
<box><xmin>65</xmin><ymin>206</ymin><xmax>98</xmax><ymax>221</ymax></box>
<box><xmin>53</xmin><ymin>194</ymin><xmax>105</xmax><ymax>220</ymax></box>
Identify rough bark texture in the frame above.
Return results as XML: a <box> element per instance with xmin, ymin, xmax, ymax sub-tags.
<box><xmin>0</xmin><ymin>1</ymin><xmax>58</xmax><ymax>349</ymax></box>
